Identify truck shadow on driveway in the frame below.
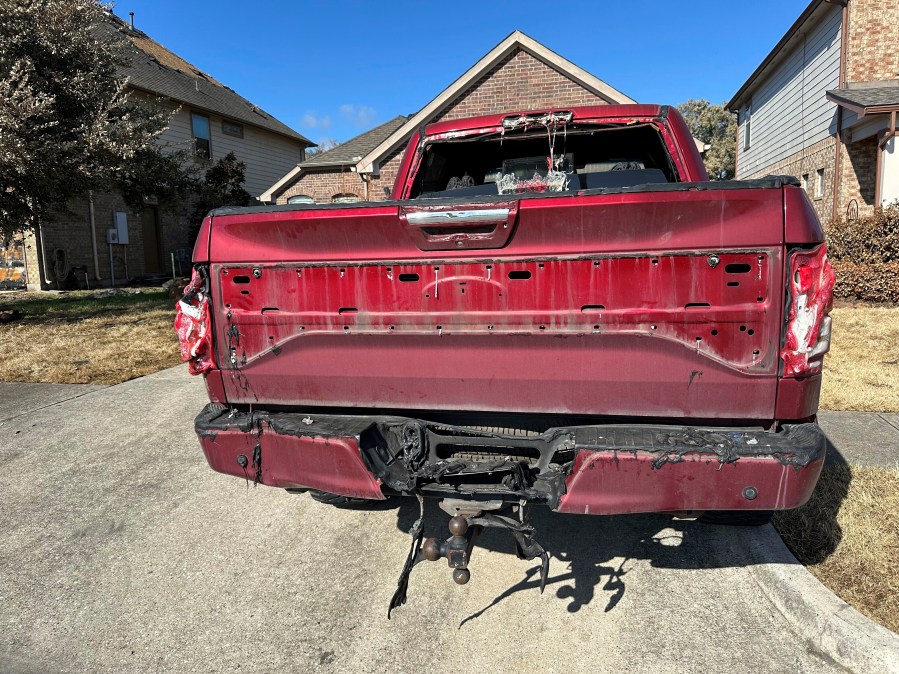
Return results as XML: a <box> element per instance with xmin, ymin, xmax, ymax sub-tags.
<box><xmin>384</xmin><ymin>457</ymin><xmax>848</xmax><ymax>626</ymax></box>
<box><xmin>389</xmin><ymin>500</ymin><xmax>723</xmax><ymax>623</ymax></box>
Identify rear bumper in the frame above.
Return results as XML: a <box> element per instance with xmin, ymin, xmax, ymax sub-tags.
<box><xmin>195</xmin><ymin>404</ymin><xmax>825</xmax><ymax>515</ymax></box>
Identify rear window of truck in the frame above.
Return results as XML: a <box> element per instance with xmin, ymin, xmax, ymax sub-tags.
<box><xmin>412</xmin><ymin>120</ymin><xmax>679</xmax><ymax>199</ymax></box>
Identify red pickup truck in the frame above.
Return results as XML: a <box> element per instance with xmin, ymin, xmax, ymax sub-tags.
<box><xmin>177</xmin><ymin>104</ymin><xmax>834</xmax><ymax>614</ymax></box>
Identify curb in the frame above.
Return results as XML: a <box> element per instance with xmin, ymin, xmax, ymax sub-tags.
<box><xmin>727</xmin><ymin>523</ymin><xmax>899</xmax><ymax>674</ymax></box>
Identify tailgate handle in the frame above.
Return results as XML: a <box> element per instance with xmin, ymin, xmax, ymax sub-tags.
<box><xmin>400</xmin><ymin>202</ymin><xmax>519</xmax><ymax>250</ymax></box>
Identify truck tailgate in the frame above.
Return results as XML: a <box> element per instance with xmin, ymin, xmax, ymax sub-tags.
<box><xmin>207</xmin><ymin>187</ymin><xmax>785</xmax><ymax>419</ymax></box>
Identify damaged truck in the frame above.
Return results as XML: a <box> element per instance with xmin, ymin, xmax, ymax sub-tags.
<box><xmin>176</xmin><ymin>105</ymin><xmax>835</xmax><ymax>615</ymax></box>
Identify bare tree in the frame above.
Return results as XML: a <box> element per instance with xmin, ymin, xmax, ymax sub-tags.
<box><xmin>304</xmin><ymin>139</ymin><xmax>341</xmax><ymax>161</ymax></box>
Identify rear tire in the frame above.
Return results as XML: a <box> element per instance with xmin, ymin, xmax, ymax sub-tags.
<box><xmin>699</xmin><ymin>510</ymin><xmax>773</xmax><ymax>526</ymax></box>
<box><xmin>308</xmin><ymin>490</ymin><xmax>376</xmax><ymax>508</ymax></box>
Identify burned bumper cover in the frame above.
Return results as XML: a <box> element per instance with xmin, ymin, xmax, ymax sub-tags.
<box><xmin>195</xmin><ymin>403</ymin><xmax>826</xmax><ymax>514</ymax></box>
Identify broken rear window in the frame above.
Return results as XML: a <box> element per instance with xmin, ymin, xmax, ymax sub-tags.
<box><xmin>411</xmin><ymin>120</ymin><xmax>679</xmax><ymax>199</ymax></box>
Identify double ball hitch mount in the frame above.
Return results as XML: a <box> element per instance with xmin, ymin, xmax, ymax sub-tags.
<box><xmin>388</xmin><ymin>498</ymin><xmax>550</xmax><ymax>617</ymax></box>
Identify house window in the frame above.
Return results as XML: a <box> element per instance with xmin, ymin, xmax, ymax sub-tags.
<box><xmin>287</xmin><ymin>195</ymin><xmax>314</xmax><ymax>205</ymax></box>
<box><xmin>222</xmin><ymin>120</ymin><xmax>244</xmax><ymax>138</ymax></box>
<box><xmin>191</xmin><ymin>112</ymin><xmax>211</xmax><ymax>159</ymax></box>
<box><xmin>331</xmin><ymin>193</ymin><xmax>359</xmax><ymax>204</ymax></box>
<box><xmin>815</xmin><ymin>168</ymin><xmax>825</xmax><ymax>199</ymax></box>
<box><xmin>801</xmin><ymin>174</ymin><xmax>809</xmax><ymax>192</ymax></box>
<box><xmin>743</xmin><ymin>102</ymin><xmax>751</xmax><ymax>150</ymax></box>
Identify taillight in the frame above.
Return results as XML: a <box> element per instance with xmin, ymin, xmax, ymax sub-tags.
<box><xmin>781</xmin><ymin>244</ymin><xmax>835</xmax><ymax>377</ymax></box>
<box><xmin>175</xmin><ymin>267</ymin><xmax>214</xmax><ymax>375</ymax></box>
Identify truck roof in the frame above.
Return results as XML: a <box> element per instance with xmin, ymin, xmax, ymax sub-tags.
<box><xmin>423</xmin><ymin>104</ymin><xmax>668</xmax><ymax>137</ymax></box>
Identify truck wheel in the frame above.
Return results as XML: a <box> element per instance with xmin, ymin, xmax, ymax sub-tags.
<box><xmin>308</xmin><ymin>490</ymin><xmax>376</xmax><ymax>507</ymax></box>
<box><xmin>699</xmin><ymin>510</ymin><xmax>773</xmax><ymax>526</ymax></box>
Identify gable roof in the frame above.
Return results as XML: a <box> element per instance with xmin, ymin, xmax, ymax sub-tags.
<box><xmin>355</xmin><ymin>30</ymin><xmax>635</xmax><ymax>173</ymax></box>
<box><xmin>260</xmin><ymin>116</ymin><xmax>408</xmax><ymax>201</ymax></box>
<box><xmin>302</xmin><ymin>116</ymin><xmax>409</xmax><ymax>167</ymax></box>
<box><xmin>103</xmin><ymin>12</ymin><xmax>312</xmax><ymax>145</ymax></box>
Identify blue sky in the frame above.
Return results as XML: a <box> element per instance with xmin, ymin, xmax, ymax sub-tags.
<box><xmin>112</xmin><ymin>0</ymin><xmax>810</xmax><ymax>146</ymax></box>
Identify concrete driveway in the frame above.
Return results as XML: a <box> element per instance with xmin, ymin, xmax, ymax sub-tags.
<box><xmin>0</xmin><ymin>367</ymin><xmax>842</xmax><ymax>673</ymax></box>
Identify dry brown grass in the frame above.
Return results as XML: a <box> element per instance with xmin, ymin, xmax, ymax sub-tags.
<box><xmin>774</xmin><ymin>464</ymin><xmax>899</xmax><ymax>634</ymax></box>
<box><xmin>0</xmin><ymin>290</ymin><xmax>181</xmax><ymax>385</ymax></box>
<box><xmin>820</xmin><ymin>306</ymin><xmax>899</xmax><ymax>412</ymax></box>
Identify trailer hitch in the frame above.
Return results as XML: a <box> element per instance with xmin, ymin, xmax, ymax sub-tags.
<box><xmin>388</xmin><ymin>498</ymin><xmax>550</xmax><ymax>618</ymax></box>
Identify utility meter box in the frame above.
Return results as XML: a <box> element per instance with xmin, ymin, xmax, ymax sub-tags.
<box><xmin>113</xmin><ymin>211</ymin><xmax>129</xmax><ymax>245</ymax></box>
<box><xmin>106</xmin><ymin>228</ymin><xmax>119</xmax><ymax>244</ymax></box>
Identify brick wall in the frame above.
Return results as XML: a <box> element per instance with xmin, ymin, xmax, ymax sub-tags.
<box><xmin>278</xmin><ymin>168</ymin><xmax>366</xmax><ymax>205</ymax></box>
<box><xmin>746</xmin><ymin>136</ymin><xmax>837</xmax><ymax>223</ymax></box>
<box><xmin>436</xmin><ymin>48</ymin><xmax>608</xmax><ymax>122</ymax></box>
<box><xmin>367</xmin><ymin>147</ymin><xmax>407</xmax><ymax>201</ymax></box>
<box><xmin>839</xmin><ymin>136</ymin><xmax>878</xmax><ymax>218</ymax></box>
<box><xmin>837</xmin><ymin>0</ymin><xmax>899</xmax><ymax>221</ymax></box>
<box><xmin>276</xmin><ymin>159</ymin><xmax>411</xmax><ymax>205</ymax></box>
<box><xmin>27</xmin><ymin>191</ymin><xmax>193</xmax><ymax>290</ymax></box>
<box><xmin>846</xmin><ymin>0</ymin><xmax>899</xmax><ymax>83</ymax></box>
<box><xmin>276</xmin><ymin>48</ymin><xmax>611</xmax><ymax>204</ymax></box>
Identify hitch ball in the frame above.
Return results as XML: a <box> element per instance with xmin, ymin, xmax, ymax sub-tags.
<box><xmin>448</xmin><ymin>515</ymin><xmax>468</xmax><ymax>536</ymax></box>
<box><xmin>452</xmin><ymin>568</ymin><xmax>471</xmax><ymax>585</ymax></box>
<box><xmin>422</xmin><ymin>538</ymin><xmax>442</xmax><ymax>562</ymax></box>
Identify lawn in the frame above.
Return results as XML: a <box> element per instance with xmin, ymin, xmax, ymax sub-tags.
<box><xmin>777</xmin><ymin>304</ymin><xmax>899</xmax><ymax>635</ymax></box>
<box><xmin>0</xmin><ymin>289</ymin><xmax>182</xmax><ymax>385</ymax></box>
<box><xmin>774</xmin><ymin>464</ymin><xmax>899</xmax><ymax>634</ymax></box>
<box><xmin>820</xmin><ymin>305</ymin><xmax>899</xmax><ymax>413</ymax></box>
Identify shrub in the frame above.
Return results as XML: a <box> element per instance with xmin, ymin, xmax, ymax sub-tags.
<box><xmin>826</xmin><ymin>204</ymin><xmax>899</xmax><ymax>302</ymax></box>
<box><xmin>826</xmin><ymin>204</ymin><xmax>899</xmax><ymax>265</ymax></box>
<box><xmin>831</xmin><ymin>260</ymin><xmax>899</xmax><ymax>303</ymax></box>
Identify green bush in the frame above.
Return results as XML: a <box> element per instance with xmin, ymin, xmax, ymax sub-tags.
<box><xmin>826</xmin><ymin>204</ymin><xmax>899</xmax><ymax>302</ymax></box>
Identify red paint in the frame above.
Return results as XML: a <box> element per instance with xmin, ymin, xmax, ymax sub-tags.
<box><xmin>192</xmin><ymin>216</ymin><xmax>212</xmax><ymax>263</ymax></box>
<box><xmin>211</xmin><ymin>196</ymin><xmax>784</xmax><ymax>417</ymax></box>
<box><xmin>556</xmin><ymin>451</ymin><xmax>823</xmax><ymax>514</ymax></box>
<box><xmin>218</xmin><ymin>334</ymin><xmax>776</xmax><ymax>418</ymax></box>
<box><xmin>200</xmin><ymin>427</ymin><xmax>386</xmax><ymax>500</ymax></box>
<box><xmin>784</xmin><ymin>185</ymin><xmax>825</xmax><ymax>244</ymax></box>
<box><xmin>203</xmin><ymin>370</ymin><xmax>227</xmax><ymax>404</ymax></box>
<box><xmin>775</xmin><ymin>375</ymin><xmax>821</xmax><ymax>419</ymax></box>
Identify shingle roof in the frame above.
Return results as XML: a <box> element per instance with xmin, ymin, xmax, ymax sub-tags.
<box><xmin>101</xmin><ymin>13</ymin><xmax>312</xmax><ymax>145</ymax></box>
<box><xmin>827</xmin><ymin>81</ymin><xmax>899</xmax><ymax>112</ymax></box>
<box><xmin>301</xmin><ymin>116</ymin><xmax>409</xmax><ymax>167</ymax></box>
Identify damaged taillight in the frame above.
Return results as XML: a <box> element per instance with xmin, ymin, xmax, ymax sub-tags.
<box><xmin>781</xmin><ymin>244</ymin><xmax>835</xmax><ymax>377</ymax></box>
<box><xmin>175</xmin><ymin>267</ymin><xmax>214</xmax><ymax>375</ymax></box>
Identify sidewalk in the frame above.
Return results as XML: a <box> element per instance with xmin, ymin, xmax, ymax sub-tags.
<box><xmin>818</xmin><ymin>410</ymin><xmax>899</xmax><ymax>469</ymax></box>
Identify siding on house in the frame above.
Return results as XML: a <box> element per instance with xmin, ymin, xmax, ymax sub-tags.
<box><xmin>156</xmin><ymin>108</ymin><xmax>305</xmax><ymax>198</ymax></box>
<box><xmin>736</xmin><ymin>5</ymin><xmax>842</xmax><ymax>179</ymax></box>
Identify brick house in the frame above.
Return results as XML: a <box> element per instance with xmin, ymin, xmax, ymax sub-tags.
<box><xmin>261</xmin><ymin>31</ymin><xmax>636</xmax><ymax>205</ymax></box>
<box><xmin>22</xmin><ymin>11</ymin><xmax>312</xmax><ymax>290</ymax></box>
<box><xmin>727</xmin><ymin>0</ymin><xmax>899</xmax><ymax>224</ymax></box>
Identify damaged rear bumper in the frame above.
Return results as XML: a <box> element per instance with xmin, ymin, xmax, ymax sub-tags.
<box><xmin>195</xmin><ymin>403</ymin><xmax>825</xmax><ymax>514</ymax></box>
